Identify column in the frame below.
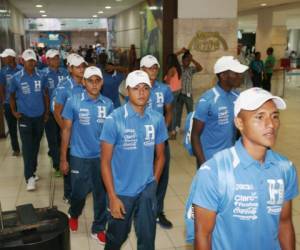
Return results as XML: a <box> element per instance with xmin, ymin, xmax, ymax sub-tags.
<box><xmin>175</xmin><ymin>0</ymin><xmax>238</xmax><ymax>95</ymax></box>
<box><xmin>256</xmin><ymin>9</ymin><xmax>287</xmax><ymax>96</ymax></box>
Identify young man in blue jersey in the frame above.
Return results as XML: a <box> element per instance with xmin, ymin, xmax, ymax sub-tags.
<box><xmin>101</xmin><ymin>62</ymin><xmax>127</xmax><ymax>109</ymax></box>
<box><xmin>101</xmin><ymin>70</ymin><xmax>168</xmax><ymax>250</ymax></box>
<box><xmin>191</xmin><ymin>56</ymin><xmax>248</xmax><ymax>167</ymax></box>
<box><xmin>140</xmin><ymin>55</ymin><xmax>174</xmax><ymax>229</ymax></box>
<box><xmin>53</xmin><ymin>53</ymin><xmax>87</xmax><ymax>202</ymax></box>
<box><xmin>192</xmin><ymin>88</ymin><xmax>298</xmax><ymax>250</ymax></box>
<box><xmin>44</xmin><ymin>49</ymin><xmax>68</xmax><ymax>176</ymax></box>
<box><xmin>60</xmin><ymin>66</ymin><xmax>113</xmax><ymax>244</ymax></box>
<box><xmin>0</xmin><ymin>49</ymin><xmax>22</xmax><ymax>156</ymax></box>
<box><xmin>10</xmin><ymin>49</ymin><xmax>49</xmax><ymax>191</ymax></box>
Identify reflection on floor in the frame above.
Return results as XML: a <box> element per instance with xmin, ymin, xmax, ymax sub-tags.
<box><xmin>0</xmin><ymin>86</ymin><xmax>299</xmax><ymax>250</ymax></box>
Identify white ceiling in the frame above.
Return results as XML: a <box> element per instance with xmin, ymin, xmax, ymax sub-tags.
<box><xmin>9</xmin><ymin>0</ymin><xmax>144</xmax><ymax>18</ymax></box>
<box><xmin>238</xmin><ymin>0</ymin><xmax>300</xmax><ymax>12</ymax></box>
<box><xmin>8</xmin><ymin>0</ymin><xmax>300</xmax><ymax>18</ymax></box>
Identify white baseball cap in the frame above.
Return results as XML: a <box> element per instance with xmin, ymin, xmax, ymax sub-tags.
<box><xmin>46</xmin><ymin>49</ymin><xmax>59</xmax><ymax>58</ymax></box>
<box><xmin>140</xmin><ymin>55</ymin><xmax>160</xmax><ymax>68</ymax></box>
<box><xmin>0</xmin><ymin>48</ymin><xmax>16</xmax><ymax>58</ymax></box>
<box><xmin>22</xmin><ymin>49</ymin><xmax>37</xmax><ymax>61</ymax></box>
<box><xmin>125</xmin><ymin>70</ymin><xmax>151</xmax><ymax>88</ymax></box>
<box><xmin>214</xmin><ymin>56</ymin><xmax>248</xmax><ymax>74</ymax></box>
<box><xmin>68</xmin><ymin>54</ymin><xmax>87</xmax><ymax>67</ymax></box>
<box><xmin>84</xmin><ymin>66</ymin><xmax>103</xmax><ymax>79</ymax></box>
<box><xmin>234</xmin><ymin>87</ymin><xmax>286</xmax><ymax>117</ymax></box>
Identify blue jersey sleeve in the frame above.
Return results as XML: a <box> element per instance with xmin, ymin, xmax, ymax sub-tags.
<box><xmin>284</xmin><ymin>162</ymin><xmax>299</xmax><ymax>201</ymax></box>
<box><xmin>0</xmin><ymin>71</ymin><xmax>6</xmax><ymax>85</ymax></box>
<box><xmin>100</xmin><ymin>115</ymin><xmax>118</xmax><ymax>145</ymax></box>
<box><xmin>61</xmin><ymin>97</ymin><xmax>74</xmax><ymax>121</ymax></box>
<box><xmin>155</xmin><ymin>114</ymin><xmax>168</xmax><ymax>144</ymax></box>
<box><xmin>164</xmin><ymin>85</ymin><xmax>173</xmax><ymax>104</ymax></box>
<box><xmin>9</xmin><ymin>76</ymin><xmax>18</xmax><ymax>94</ymax></box>
<box><xmin>192</xmin><ymin>161</ymin><xmax>220</xmax><ymax>212</ymax></box>
<box><xmin>194</xmin><ymin>97</ymin><xmax>210</xmax><ymax>122</ymax></box>
<box><xmin>55</xmin><ymin>86</ymin><xmax>68</xmax><ymax>105</ymax></box>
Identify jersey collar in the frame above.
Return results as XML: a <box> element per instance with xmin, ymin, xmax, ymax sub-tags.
<box><xmin>124</xmin><ymin>102</ymin><xmax>149</xmax><ymax>118</ymax></box>
<box><xmin>81</xmin><ymin>89</ymin><xmax>105</xmax><ymax>103</ymax></box>
<box><xmin>234</xmin><ymin>138</ymin><xmax>276</xmax><ymax>169</ymax></box>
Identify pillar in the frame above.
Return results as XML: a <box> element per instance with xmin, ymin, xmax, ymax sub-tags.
<box><xmin>256</xmin><ymin>9</ymin><xmax>287</xmax><ymax>96</ymax></box>
<box><xmin>175</xmin><ymin>0</ymin><xmax>238</xmax><ymax>96</ymax></box>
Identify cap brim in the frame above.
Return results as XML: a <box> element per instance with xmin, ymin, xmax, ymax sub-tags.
<box><xmin>230</xmin><ymin>64</ymin><xmax>249</xmax><ymax>73</ymax></box>
<box><xmin>23</xmin><ymin>56</ymin><xmax>37</xmax><ymax>61</ymax></box>
<box><xmin>244</xmin><ymin>96</ymin><xmax>286</xmax><ymax>112</ymax></box>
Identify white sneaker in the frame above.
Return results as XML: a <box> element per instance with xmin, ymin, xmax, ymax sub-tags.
<box><xmin>34</xmin><ymin>174</ymin><xmax>39</xmax><ymax>181</ymax></box>
<box><xmin>27</xmin><ymin>177</ymin><xmax>36</xmax><ymax>191</ymax></box>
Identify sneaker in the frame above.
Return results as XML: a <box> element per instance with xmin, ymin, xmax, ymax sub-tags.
<box><xmin>26</xmin><ymin>177</ymin><xmax>36</xmax><ymax>191</ymax></box>
<box><xmin>34</xmin><ymin>174</ymin><xmax>39</xmax><ymax>181</ymax></box>
<box><xmin>157</xmin><ymin>212</ymin><xmax>173</xmax><ymax>229</ymax></box>
<box><xmin>91</xmin><ymin>231</ymin><xmax>106</xmax><ymax>245</ymax></box>
<box><xmin>68</xmin><ymin>216</ymin><xmax>78</xmax><ymax>232</ymax></box>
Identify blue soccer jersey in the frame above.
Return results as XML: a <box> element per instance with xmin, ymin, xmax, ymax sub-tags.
<box><xmin>194</xmin><ymin>83</ymin><xmax>238</xmax><ymax>160</ymax></box>
<box><xmin>192</xmin><ymin>139</ymin><xmax>299</xmax><ymax>250</ymax></box>
<box><xmin>10</xmin><ymin>69</ymin><xmax>47</xmax><ymax>117</ymax></box>
<box><xmin>148</xmin><ymin>80</ymin><xmax>173</xmax><ymax>115</ymax></box>
<box><xmin>0</xmin><ymin>64</ymin><xmax>23</xmax><ymax>104</ymax></box>
<box><xmin>100</xmin><ymin>102</ymin><xmax>168</xmax><ymax>197</ymax></box>
<box><xmin>43</xmin><ymin>67</ymin><xmax>68</xmax><ymax>98</ymax></box>
<box><xmin>62</xmin><ymin>90</ymin><xmax>113</xmax><ymax>158</ymax></box>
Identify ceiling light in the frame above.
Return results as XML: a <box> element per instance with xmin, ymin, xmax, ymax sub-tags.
<box><xmin>98</xmin><ymin>10</ymin><xmax>104</xmax><ymax>14</ymax></box>
<box><xmin>92</xmin><ymin>14</ymin><xmax>98</xmax><ymax>18</ymax></box>
<box><xmin>105</xmin><ymin>6</ymin><xmax>111</xmax><ymax>9</ymax></box>
<box><xmin>39</xmin><ymin>10</ymin><xmax>46</xmax><ymax>13</ymax></box>
<box><xmin>35</xmin><ymin>4</ymin><xmax>43</xmax><ymax>8</ymax></box>
<box><xmin>42</xmin><ymin>14</ymin><xmax>47</xmax><ymax>17</ymax></box>
<box><xmin>260</xmin><ymin>3</ymin><xmax>267</xmax><ymax>6</ymax></box>
<box><xmin>0</xmin><ymin>9</ymin><xmax>8</xmax><ymax>13</ymax></box>
<box><xmin>116</xmin><ymin>0</ymin><xmax>122</xmax><ymax>2</ymax></box>
<box><xmin>149</xmin><ymin>6</ymin><xmax>158</xmax><ymax>10</ymax></box>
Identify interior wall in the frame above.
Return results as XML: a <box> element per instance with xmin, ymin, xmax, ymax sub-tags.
<box><xmin>0</xmin><ymin>0</ymin><xmax>25</xmax><ymax>53</ymax></box>
<box><xmin>71</xmin><ymin>30</ymin><xmax>107</xmax><ymax>50</ymax></box>
<box><xmin>110</xmin><ymin>3</ymin><xmax>142</xmax><ymax>57</ymax></box>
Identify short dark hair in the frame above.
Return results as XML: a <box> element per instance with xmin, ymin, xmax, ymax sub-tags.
<box><xmin>182</xmin><ymin>50</ymin><xmax>191</xmax><ymax>61</ymax></box>
<box><xmin>267</xmin><ymin>47</ymin><xmax>274</xmax><ymax>54</ymax></box>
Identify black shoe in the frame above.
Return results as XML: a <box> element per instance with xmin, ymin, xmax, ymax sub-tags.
<box><xmin>12</xmin><ymin>151</ymin><xmax>21</xmax><ymax>156</ymax></box>
<box><xmin>157</xmin><ymin>212</ymin><xmax>173</xmax><ymax>229</ymax></box>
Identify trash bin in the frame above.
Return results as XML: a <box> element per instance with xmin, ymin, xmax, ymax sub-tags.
<box><xmin>0</xmin><ymin>204</ymin><xmax>70</xmax><ymax>250</ymax></box>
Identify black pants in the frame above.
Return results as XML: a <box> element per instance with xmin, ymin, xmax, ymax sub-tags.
<box><xmin>105</xmin><ymin>181</ymin><xmax>157</xmax><ymax>250</ymax></box>
<box><xmin>18</xmin><ymin>115</ymin><xmax>44</xmax><ymax>181</ymax></box>
<box><xmin>263</xmin><ymin>73</ymin><xmax>272</xmax><ymax>91</ymax></box>
<box><xmin>251</xmin><ymin>72</ymin><xmax>263</xmax><ymax>88</ymax></box>
<box><xmin>45</xmin><ymin>113</ymin><xmax>60</xmax><ymax>169</ymax></box>
<box><xmin>4</xmin><ymin>104</ymin><xmax>20</xmax><ymax>152</ymax></box>
<box><xmin>156</xmin><ymin>141</ymin><xmax>170</xmax><ymax>215</ymax></box>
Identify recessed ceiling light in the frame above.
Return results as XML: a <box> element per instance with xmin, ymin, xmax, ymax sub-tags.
<box><xmin>0</xmin><ymin>9</ymin><xmax>8</xmax><ymax>13</ymax></box>
<box><xmin>39</xmin><ymin>10</ymin><xmax>46</xmax><ymax>13</ymax></box>
<box><xmin>116</xmin><ymin>0</ymin><xmax>122</xmax><ymax>2</ymax></box>
<box><xmin>260</xmin><ymin>3</ymin><xmax>267</xmax><ymax>6</ymax></box>
<box><xmin>98</xmin><ymin>10</ymin><xmax>104</xmax><ymax>14</ymax></box>
<box><xmin>92</xmin><ymin>14</ymin><xmax>98</xmax><ymax>18</ymax></box>
<box><xmin>35</xmin><ymin>4</ymin><xmax>43</xmax><ymax>8</ymax></box>
<box><xmin>105</xmin><ymin>6</ymin><xmax>111</xmax><ymax>9</ymax></box>
<box><xmin>42</xmin><ymin>14</ymin><xmax>47</xmax><ymax>17</ymax></box>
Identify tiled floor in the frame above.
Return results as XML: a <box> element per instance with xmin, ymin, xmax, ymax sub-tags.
<box><xmin>0</xmin><ymin>83</ymin><xmax>299</xmax><ymax>249</ymax></box>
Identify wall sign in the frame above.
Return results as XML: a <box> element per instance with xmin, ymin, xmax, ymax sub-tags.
<box><xmin>188</xmin><ymin>31</ymin><xmax>228</xmax><ymax>52</ymax></box>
